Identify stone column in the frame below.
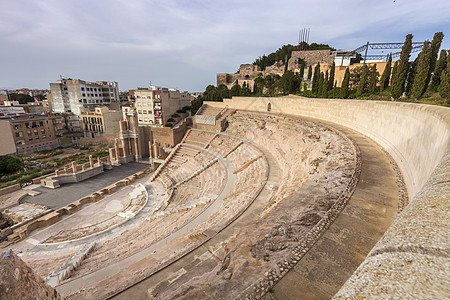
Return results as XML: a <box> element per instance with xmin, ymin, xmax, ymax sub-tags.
<box><xmin>55</xmin><ymin>169</ymin><xmax>60</xmax><ymax>176</ymax></box>
<box><xmin>114</xmin><ymin>138</ymin><xmax>120</xmax><ymax>160</ymax></box>
<box><xmin>153</xmin><ymin>141</ymin><xmax>159</xmax><ymax>159</ymax></box>
<box><xmin>89</xmin><ymin>155</ymin><xmax>94</xmax><ymax>168</ymax></box>
<box><xmin>97</xmin><ymin>156</ymin><xmax>102</xmax><ymax>166</ymax></box>
<box><xmin>71</xmin><ymin>161</ymin><xmax>77</xmax><ymax>173</ymax></box>
<box><xmin>109</xmin><ymin>148</ymin><xmax>115</xmax><ymax>161</ymax></box>
<box><xmin>149</xmin><ymin>141</ymin><xmax>154</xmax><ymax>158</ymax></box>
<box><xmin>134</xmin><ymin>138</ymin><xmax>140</xmax><ymax>158</ymax></box>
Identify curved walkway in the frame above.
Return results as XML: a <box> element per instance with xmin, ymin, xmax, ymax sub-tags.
<box><xmin>263</xmin><ymin>120</ymin><xmax>399</xmax><ymax>300</ymax></box>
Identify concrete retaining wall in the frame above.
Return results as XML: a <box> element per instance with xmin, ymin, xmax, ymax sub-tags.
<box><xmin>205</xmin><ymin>96</ymin><xmax>450</xmax><ymax>298</ymax></box>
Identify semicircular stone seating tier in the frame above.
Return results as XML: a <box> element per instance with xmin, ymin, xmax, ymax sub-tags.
<box><xmin>147</xmin><ymin>129</ymin><xmax>268</xmax><ymax>224</ymax></box>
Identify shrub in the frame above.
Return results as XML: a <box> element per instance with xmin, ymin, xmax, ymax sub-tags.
<box><xmin>176</xmin><ymin>109</ymin><xmax>184</xmax><ymax>113</ymax></box>
<box><xmin>165</xmin><ymin>123</ymin><xmax>173</xmax><ymax>127</ymax></box>
<box><xmin>183</xmin><ymin>106</ymin><xmax>191</xmax><ymax>111</ymax></box>
<box><xmin>167</xmin><ymin>118</ymin><xmax>175</xmax><ymax>122</ymax></box>
<box><xmin>172</xmin><ymin>114</ymin><xmax>180</xmax><ymax>118</ymax></box>
<box><xmin>0</xmin><ymin>156</ymin><xmax>24</xmax><ymax>176</ymax></box>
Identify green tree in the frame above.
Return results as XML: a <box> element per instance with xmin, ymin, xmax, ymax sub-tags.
<box><xmin>318</xmin><ymin>72</ymin><xmax>324</xmax><ymax>96</ymax></box>
<box><xmin>411</xmin><ymin>41</ymin><xmax>432</xmax><ymax>99</ymax></box>
<box><xmin>380</xmin><ymin>54</ymin><xmax>392</xmax><ymax>91</ymax></box>
<box><xmin>321</xmin><ymin>70</ymin><xmax>329</xmax><ymax>98</ymax></box>
<box><xmin>264</xmin><ymin>75</ymin><xmax>275</xmax><ymax>95</ymax></box>
<box><xmin>230</xmin><ymin>82</ymin><xmax>241</xmax><ymax>96</ymax></box>
<box><xmin>341</xmin><ymin>68</ymin><xmax>350</xmax><ymax>99</ymax></box>
<box><xmin>431</xmin><ymin>49</ymin><xmax>447</xmax><ymax>90</ymax></box>
<box><xmin>299</xmin><ymin>60</ymin><xmax>306</xmax><ymax>80</ymax></box>
<box><xmin>356</xmin><ymin>64</ymin><xmax>369</xmax><ymax>97</ymax></box>
<box><xmin>328</xmin><ymin>62</ymin><xmax>335</xmax><ymax>91</ymax></box>
<box><xmin>312</xmin><ymin>63</ymin><xmax>321</xmax><ymax>94</ymax></box>
<box><xmin>368</xmin><ymin>64</ymin><xmax>379</xmax><ymax>94</ymax></box>
<box><xmin>8</xmin><ymin>93</ymin><xmax>34</xmax><ymax>104</ymax></box>
<box><xmin>424</xmin><ymin>32</ymin><xmax>444</xmax><ymax>92</ymax></box>
<box><xmin>0</xmin><ymin>156</ymin><xmax>24</xmax><ymax>175</ymax></box>
<box><xmin>253</xmin><ymin>74</ymin><xmax>265</xmax><ymax>94</ymax></box>
<box><xmin>190</xmin><ymin>97</ymin><xmax>203</xmax><ymax>114</ymax></box>
<box><xmin>405</xmin><ymin>59</ymin><xmax>417</xmax><ymax>97</ymax></box>
<box><xmin>307</xmin><ymin>65</ymin><xmax>312</xmax><ymax>80</ymax></box>
<box><xmin>439</xmin><ymin>51</ymin><xmax>450</xmax><ymax>100</ymax></box>
<box><xmin>391</xmin><ymin>34</ymin><xmax>414</xmax><ymax>99</ymax></box>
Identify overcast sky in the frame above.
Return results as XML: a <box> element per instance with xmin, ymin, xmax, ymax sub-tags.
<box><xmin>1</xmin><ymin>0</ymin><xmax>449</xmax><ymax>92</ymax></box>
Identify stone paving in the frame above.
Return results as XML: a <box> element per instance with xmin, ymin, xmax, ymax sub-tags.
<box><xmin>21</xmin><ymin>162</ymin><xmax>148</xmax><ymax>209</ymax></box>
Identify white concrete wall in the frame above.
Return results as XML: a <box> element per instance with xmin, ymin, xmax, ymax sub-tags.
<box><xmin>205</xmin><ymin>96</ymin><xmax>450</xmax><ymax>298</ymax></box>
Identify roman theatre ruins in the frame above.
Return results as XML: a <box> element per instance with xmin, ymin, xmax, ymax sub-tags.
<box><xmin>2</xmin><ymin>96</ymin><xmax>448</xmax><ymax>300</ymax></box>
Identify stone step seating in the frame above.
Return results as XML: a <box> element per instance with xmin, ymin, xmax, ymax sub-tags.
<box><xmin>152</xmin><ymin>144</ymin><xmax>215</xmax><ymax>186</ymax></box>
<box><xmin>183</xmin><ymin>130</ymin><xmax>217</xmax><ymax>148</ymax></box>
<box><xmin>204</xmin><ymin>133</ymin><xmax>242</xmax><ymax>157</ymax></box>
<box><xmin>194</xmin><ymin>145</ymin><xmax>268</xmax><ymax>234</ymax></box>
<box><xmin>226</xmin><ymin>142</ymin><xmax>263</xmax><ymax>171</ymax></box>
<box><xmin>197</xmin><ymin>106</ymin><xmax>225</xmax><ymax>116</ymax></box>
<box><xmin>167</xmin><ymin>161</ymin><xmax>226</xmax><ymax>209</ymax></box>
<box><xmin>46</xmin><ymin>242</ymin><xmax>96</xmax><ymax>287</ymax></box>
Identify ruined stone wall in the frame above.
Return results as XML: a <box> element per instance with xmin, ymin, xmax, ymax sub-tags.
<box><xmin>288</xmin><ymin>50</ymin><xmax>335</xmax><ymax>68</ymax></box>
<box><xmin>0</xmin><ymin>249</ymin><xmax>61</xmax><ymax>299</ymax></box>
<box><xmin>205</xmin><ymin>96</ymin><xmax>450</xmax><ymax>299</ymax></box>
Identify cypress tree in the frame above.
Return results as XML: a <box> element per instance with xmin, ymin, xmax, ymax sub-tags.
<box><xmin>328</xmin><ymin>62</ymin><xmax>335</xmax><ymax>91</ymax></box>
<box><xmin>307</xmin><ymin>65</ymin><xmax>313</xmax><ymax>80</ymax></box>
<box><xmin>299</xmin><ymin>60</ymin><xmax>306</xmax><ymax>80</ymax></box>
<box><xmin>341</xmin><ymin>68</ymin><xmax>350</xmax><ymax>99</ymax></box>
<box><xmin>425</xmin><ymin>32</ymin><xmax>444</xmax><ymax>92</ymax></box>
<box><xmin>318</xmin><ymin>72</ymin><xmax>324</xmax><ymax>96</ymax></box>
<box><xmin>391</xmin><ymin>34</ymin><xmax>414</xmax><ymax>99</ymax></box>
<box><xmin>380</xmin><ymin>54</ymin><xmax>392</xmax><ymax>91</ymax></box>
<box><xmin>412</xmin><ymin>41</ymin><xmax>432</xmax><ymax>99</ymax></box>
<box><xmin>405</xmin><ymin>59</ymin><xmax>417</xmax><ymax>97</ymax></box>
<box><xmin>356</xmin><ymin>64</ymin><xmax>369</xmax><ymax>97</ymax></box>
<box><xmin>368</xmin><ymin>64</ymin><xmax>378</xmax><ymax>94</ymax></box>
<box><xmin>322</xmin><ymin>70</ymin><xmax>329</xmax><ymax>98</ymax></box>
<box><xmin>439</xmin><ymin>50</ymin><xmax>450</xmax><ymax>100</ymax></box>
<box><xmin>312</xmin><ymin>63</ymin><xmax>321</xmax><ymax>93</ymax></box>
<box><xmin>431</xmin><ymin>49</ymin><xmax>447</xmax><ymax>90</ymax></box>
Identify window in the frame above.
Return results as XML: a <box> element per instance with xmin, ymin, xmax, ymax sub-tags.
<box><xmin>13</xmin><ymin>124</ymin><xmax>21</xmax><ymax>129</ymax></box>
<box><xmin>28</xmin><ymin>138</ymin><xmax>33</xmax><ymax>141</ymax></box>
<box><xmin>143</xmin><ymin>110</ymin><xmax>147</xmax><ymax>114</ymax></box>
<box><xmin>81</xmin><ymin>87</ymin><xmax>85</xmax><ymax>91</ymax></box>
<box><xmin>97</xmin><ymin>118</ymin><xmax>102</xmax><ymax>124</ymax></box>
<box><xmin>41</xmin><ymin>129</ymin><xmax>45</xmax><ymax>134</ymax></box>
<box><xmin>82</xmin><ymin>93</ymin><xmax>86</xmax><ymax>97</ymax></box>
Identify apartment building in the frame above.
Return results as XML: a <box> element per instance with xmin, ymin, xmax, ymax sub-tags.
<box><xmin>0</xmin><ymin>115</ymin><xmax>65</xmax><ymax>155</ymax></box>
<box><xmin>80</xmin><ymin>106</ymin><xmax>122</xmax><ymax>138</ymax></box>
<box><xmin>49</xmin><ymin>78</ymin><xmax>120</xmax><ymax>115</ymax></box>
<box><xmin>134</xmin><ymin>87</ymin><xmax>190</xmax><ymax>126</ymax></box>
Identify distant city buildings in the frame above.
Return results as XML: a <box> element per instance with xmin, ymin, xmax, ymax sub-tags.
<box><xmin>0</xmin><ymin>114</ymin><xmax>65</xmax><ymax>155</ymax></box>
<box><xmin>80</xmin><ymin>106</ymin><xmax>122</xmax><ymax>138</ymax></box>
<box><xmin>134</xmin><ymin>86</ymin><xmax>190</xmax><ymax>126</ymax></box>
<box><xmin>49</xmin><ymin>78</ymin><xmax>120</xmax><ymax>115</ymax></box>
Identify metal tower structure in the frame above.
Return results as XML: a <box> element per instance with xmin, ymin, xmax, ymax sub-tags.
<box><xmin>355</xmin><ymin>41</ymin><xmax>424</xmax><ymax>63</ymax></box>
